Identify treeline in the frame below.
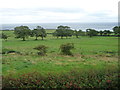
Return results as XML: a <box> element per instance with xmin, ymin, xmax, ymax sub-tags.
<box><xmin>0</xmin><ymin>25</ymin><xmax>120</xmax><ymax>41</ymax></box>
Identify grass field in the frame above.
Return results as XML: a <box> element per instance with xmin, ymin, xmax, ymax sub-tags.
<box><xmin>1</xmin><ymin>30</ymin><xmax>119</xmax><ymax>88</ymax></box>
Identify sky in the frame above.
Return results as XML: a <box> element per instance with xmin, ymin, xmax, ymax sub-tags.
<box><xmin>0</xmin><ymin>0</ymin><xmax>119</xmax><ymax>24</ymax></box>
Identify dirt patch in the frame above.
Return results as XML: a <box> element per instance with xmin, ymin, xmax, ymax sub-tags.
<box><xmin>55</xmin><ymin>62</ymin><xmax>69</xmax><ymax>66</ymax></box>
<box><xmin>87</xmin><ymin>54</ymin><xmax>118</xmax><ymax>61</ymax></box>
<box><xmin>55</xmin><ymin>62</ymin><xmax>63</xmax><ymax>65</ymax></box>
<box><xmin>97</xmin><ymin>56</ymin><xmax>118</xmax><ymax>61</ymax></box>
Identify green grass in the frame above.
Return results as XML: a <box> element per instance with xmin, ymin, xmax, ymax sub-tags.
<box><xmin>1</xmin><ymin>30</ymin><xmax>119</xmax><ymax>88</ymax></box>
<box><xmin>1</xmin><ymin>30</ymin><xmax>118</xmax><ymax>78</ymax></box>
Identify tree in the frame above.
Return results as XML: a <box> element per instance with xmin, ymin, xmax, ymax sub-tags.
<box><xmin>65</xmin><ymin>29</ymin><xmax>73</xmax><ymax>38</ymax></box>
<box><xmin>14</xmin><ymin>26</ymin><xmax>31</xmax><ymax>41</ymax></box>
<box><xmin>99</xmin><ymin>31</ymin><xmax>104</xmax><ymax>36</ymax></box>
<box><xmin>31</xmin><ymin>26</ymin><xmax>47</xmax><ymax>40</ymax></box>
<box><xmin>78</xmin><ymin>30</ymin><xmax>86</xmax><ymax>36</ymax></box>
<box><xmin>103</xmin><ymin>30</ymin><xmax>112</xmax><ymax>36</ymax></box>
<box><xmin>57</xmin><ymin>25</ymin><xmax>67</xmax><ymax>39</ymax></box>
<box><xmin>37</xmin><ymin>26</ymin><xmax>47</xmax><ymax>40</ymax></box>
<box><xmin>53</xmin><ymin>31</ymin><xmax>59</xmax><ymax>38</ymax></box>
<box><xmin>113</xmin><ymin>26</ymin><xmax>120</xmax><ymax>36</ymax></box>
<box><xmin>74</xmin><ymin>30</ymin><xmax>79</xmax><ymax>38</ymax></box>
<box><xmin>0</xmin><ymin>33</ymin><xmax>8</xmax><ymax>41</ymax></box>
<box><xmin>106</xmin><ymin>30</ymin><xmax>112</xmax><ymax>36</ymax></box>
<box><xmin>86</xmin><ymin>29</ymin><xmax>98</xmax><ymax>37</ymax></box>
<box><xmin>53</xmin><ymin>25</ymin><xmax>73</xmax><ymax>39</ymax></box>
<box><xmin>74</xmin><ymin>30</ymin><xmax>85</xmax><ymax>38</ymax></box>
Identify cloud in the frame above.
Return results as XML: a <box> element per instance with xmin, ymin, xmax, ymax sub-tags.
<box><xmin>0</xmin><ymin>0</ymin><xmax>118</xmax><ymax>24</ymax></box>
<box><xmin>1</xmin><ymin>7</ymin><xmax>85</xmax><ymax>16</ymax></box>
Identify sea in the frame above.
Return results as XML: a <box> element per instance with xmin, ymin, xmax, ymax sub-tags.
<box><xmin>0</xmin><ymin>22</ymin><xmax>118</xmax><ymax>31</ymax></box>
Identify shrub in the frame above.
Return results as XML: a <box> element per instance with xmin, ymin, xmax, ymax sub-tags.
<box><xmin>0</xmin><ymin>33</ymin><xmax>8</xmax><ymax>40</ymax></box>
<box><xmin>34</xmin><ymin>45</ymin><xmax>48</xmax><ymax>56</ymax></box>
<box><xmin>60</xmin><ymin>43</ymin><xmax>74</xmax><ymax>55</ymax></box>
<box><xmin>2</xmin><ymin>68</ymin><xmax>119</xmax><ymax>89</ymax></box>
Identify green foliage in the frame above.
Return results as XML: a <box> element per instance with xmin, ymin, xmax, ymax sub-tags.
<box><xmin>60</xmin><ymin>43</ymin><xmax>74</xmax><ymax>55</ymax></box>
<box><xmin>14</xmin><ymin>26</ymin><xmax>31</xmax><ymax>41</ymax></box>
<box><xmin>31</xmin><ymin>26</ymin><xmax>47</xmax><ymax>40</ymax></box>
<box><xmin>2</xmin><ymin>68</ymin><xmax>119</xmax><ymax>88</ymax></box>
<box><xmin>86</xmin><ymin>29</ymin><xmax>98</xmax><ymax>37</ymax></box>
<box><xmin>0</xmin><ymin>33</ymin><xmax>8</xmax><ymax>40</ymax></box>
<box><xmin>99</xmin><ymin>30</ymin><xmax>104</xmax><ymax>36</ymax></box>
<box><xmin>74</xmin><ymin>30</ymin><xmax>85</xmax><ymax>38</ymax></box>
<box><xmin>103</xmin><ymin>30</ymin><xmax>112</xmax><ymax>36</ymax></box>
<box><xmin>74</xmin><ymin>30</ymin><xmax>79</xmax><ymax>38</ymax></box>
<box><xmin>78</xmin><ymin>30</ymin><xmax>86</xmax><ymax>36</ymax></box>
<box><xmin>34</xmin><ymin>45</ymin><xmax>48</xmax><ymax>56</ymax></box>
<box><xmin>53</xmin><ymin>25</ymin><xmax>73</xmax><ymax>39</ymax></box>
<box><xmin>113</xmin><ymin>26</ymin><xmax>120</xmax><ymax>36</ymax></box>
<box><xmin>98</xmin><ymin>30</ymin><xmax>113</xmax><ymax>36</ymax></box>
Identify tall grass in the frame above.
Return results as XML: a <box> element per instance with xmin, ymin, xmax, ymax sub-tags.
<box><xmin>2</xmin><ymin>67</ymin><xmax>119</xmax><ymax>89</ymax></box>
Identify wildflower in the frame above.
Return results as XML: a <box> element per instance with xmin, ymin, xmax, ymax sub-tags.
<box><xmin>70</xmin><ymin>82</ymin><xmax>73</xmax><ymax>86</ymax></box>
<box><xmin>65</xmin><ymin>83</ymin><xmax>69</xmax><ymax>88</ymax></box>
<box><xmin>98</xmin><ymin>80</ymin><xmax>101</xmax><ymax>82</ymax></box>
<box><xmin>36</xmin><ymin>80</ymin><xmax>40</xmax><ymax>84</ymax></box>
<box><xmin>106</xmin><ymin>80</ymin><xmax>111</xmax><ymax>83</ymax></box>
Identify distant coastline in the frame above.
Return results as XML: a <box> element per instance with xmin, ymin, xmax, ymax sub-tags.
<box><xmin>1</xmin><ymin>22</ymin><xmax>117</xmax><ymax>31</ymax></box>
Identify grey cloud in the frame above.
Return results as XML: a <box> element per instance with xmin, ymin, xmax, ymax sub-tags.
<box><xmin>88</xmin><ymin>11</ymin><xmax>112</xmax><ymax>17</ymax></box>
<box><xmin>1</xmin><ymin>8</ymin><xmax>35</xmax><ymax>16</ymax></box>
<box><xmin>0</xmin><ymin>7</ymin><xmax>85</xmax><ymax>16</ymax></box>
<box><xmin>35</xmin><ymin>7</ymin><xmax>85</xmax><ymax>13</ymax></box>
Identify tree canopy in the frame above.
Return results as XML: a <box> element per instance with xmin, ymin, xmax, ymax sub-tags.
<box><xmin>31</xmin><ymin>26</ymin><xmax>47</xmax><ymax>40</ymax></box>
<box><xmin>53</xmin><ymin>25</ymin><xmax>73</xmax><ymax>39</ymax></box>
<box><xmin>99</xmin><ymin>31</ymin><xmax>104</xmax><ymax>36</ymax></box>
<box><xmin>113</xmin><ymin>26</ymin><xmax>120</xmax><ymax>36</ymax></box>
<box><xmin>86</xmin><ymin>29</ymin><xmax>98</xmax><ymax>37</ymax></box>
<box><xmin>103</xmin><ymin>30</ymin><xmax>112</xmax><ymax>36</ymax></box>
<box><xmin>0</xmin><ymin>33</ymin><xmax>8</xmax><ymax>40</ymax></box>
<box><xmin>74</xmin><ymin>30</ymin><xmax>85</xmax><ymax>38</ymax></box>
<box><xmin>14</xmin><ymin>26</ymin><xmax>31</xmax><ymax>41</ymax></box>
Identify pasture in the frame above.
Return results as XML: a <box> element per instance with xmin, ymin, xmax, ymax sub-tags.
<box><xmin>1</xmin><ymin>30</ymin><xmax>119</xmax><ymax>88</ymax></box>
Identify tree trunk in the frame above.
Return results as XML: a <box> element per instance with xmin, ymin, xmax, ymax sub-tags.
<box><xmin>76</xmin><ymin>35</ymin><xmax>79</xmax><ymax>38</ymax></box>
<box><xmin>89</xmin><ymin>35</ymin><xmax>92</xmax><ymax>38</ymax></box>
<box><xmin>35</xmin><ymin>36</ymin><xmax>38</xmax><ymax>40</ymax></box>
<box><xmin>5</xmin><ymin>39</ymin><xmax>7</xmax><ymax>41</ymax></box>
<box><xmin>42</xmin><ymin>37</ymin><xmax>43</xmax><ymax>40</ymax></box>
<box><xmin>23</xmin><ymin>37</ymin><xmax>25</xmax><ymax>41</ymax></box>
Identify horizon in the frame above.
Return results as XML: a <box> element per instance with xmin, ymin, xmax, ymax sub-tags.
<box><xmin>1</xmin><ymin>22</ymin><xmax>118</xmax><ymax>25</ymax></box>
<box><xmin>1</xmin><ymin>22</ymin><xmax>117</xmax><ymax>31</ymax></box>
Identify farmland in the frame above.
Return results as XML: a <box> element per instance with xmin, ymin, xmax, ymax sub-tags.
<box><xmin>1</xmin><ymin>30</ymin><xmax>119</xmax><ymax>88</ymax></box>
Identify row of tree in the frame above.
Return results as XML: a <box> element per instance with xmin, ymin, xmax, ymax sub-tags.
<box><xmin>53</xmin><ymin>26</ymin><xmax>120</xmax><ymax>38</ymax></box>
<box><xmin>14</xmin><ymin>26</ymin><xmax>47</xmax><ymax>41</ymax></box>
<box><xmin>1</xmin><ymin>25</ymin><xmax>120</xmax><ymax>41</ymax></box>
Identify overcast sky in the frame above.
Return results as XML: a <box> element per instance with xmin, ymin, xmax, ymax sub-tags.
<box><xmin>0</xmin><ymin>0</ymin><xmax>119</xmax><ymax>24</ymax></box>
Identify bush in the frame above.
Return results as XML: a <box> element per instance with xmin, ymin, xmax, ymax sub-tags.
<box><xmin>60</xmin><ymin>43</ymin><xmax>74</xmax><ymax>55</ymax></box>
<box><xmin>34</xmin><ymin>45</ymin><xmax>48</xmax><ymax>56</ymax></box>
<box><xmin>2</xmin><ymin>68</ymin><xmax>119</xmax><ymax>89</ymax></box>
<box><xmin>0</xmin><ymin>33</ymin><xmax>8</xmax><ymax>40</ymax></box>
